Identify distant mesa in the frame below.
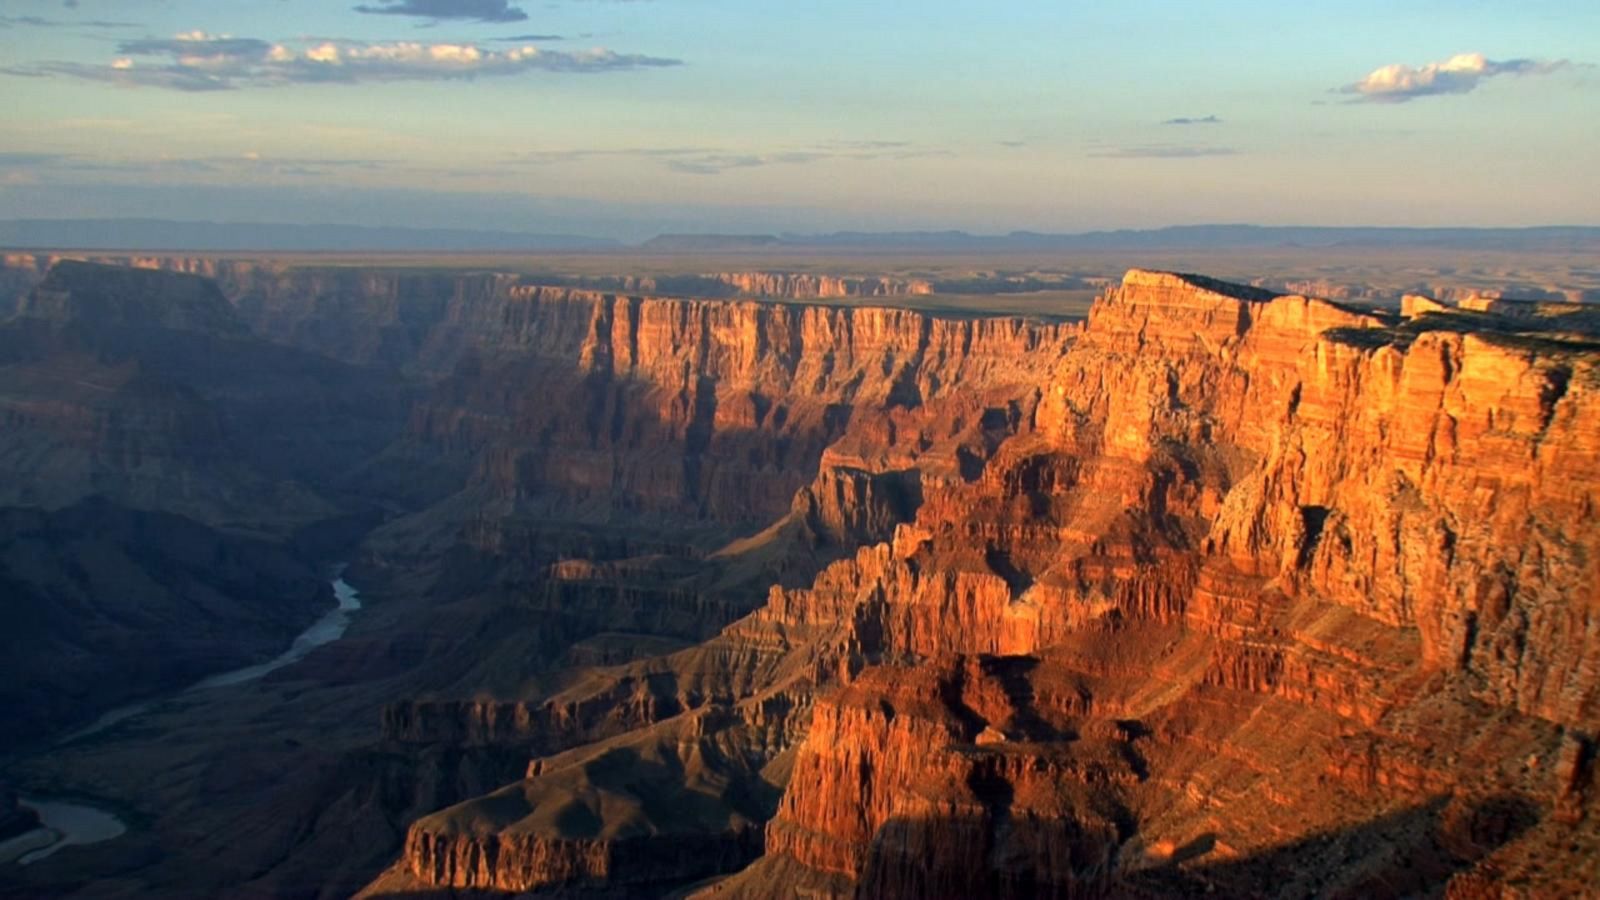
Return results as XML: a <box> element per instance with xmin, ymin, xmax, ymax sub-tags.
<box><xmin>0</xmin><ymin>218</ymin><xmax>621</xmax><ymax>253</ymax></box>
<box><xmin>640</xmin><ymin>233</ymin><xmax>786</xmax><ymax>251</ymax></box>
<box><xmin>22</xmin><ymin>259</ymin><xmax>247</xmax><ymax>335</ymax></box>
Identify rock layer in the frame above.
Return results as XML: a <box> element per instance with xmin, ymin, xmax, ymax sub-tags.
<box><xmin>395</xmin><ymin>270</ymin><xmax>1600</xmax><ymax>898</ymax></box>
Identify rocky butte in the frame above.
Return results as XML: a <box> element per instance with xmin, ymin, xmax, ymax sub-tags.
<box><xmin>0</xmin><ymin>261</ymin><xmax>1595</xmax><ymax>899</ymax></box>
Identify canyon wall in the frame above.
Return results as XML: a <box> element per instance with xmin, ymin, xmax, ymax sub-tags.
<box><xmin>0</xmin><ymin>261</ymin><xmax>408</xmax><ymax>535</ymax></box>
<box><xmin>409</xmin><ymin>290</ymin><xmax>1075</xmax><ymax>528</ymax></box>
<box><xmin>394</xmin><ymin>270</ymin><xmax>1600</xmax><ymax>898</ymax></box>
<box><xmin>4</xmin><ymin>256</ymin><xmax>1593</xmax><ymax>897</ymax></box>
<box><xmin>0</xmin><ymin>262</ymin><xmax>393</xmax><ymax>746</ymax></box>
<box><xmin>1</xmin><ymin>256</ymin><xmax>938</xmax><ymax>371</ymax></box>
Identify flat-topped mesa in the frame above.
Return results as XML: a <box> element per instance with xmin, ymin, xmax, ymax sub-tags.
<box><xmin>1083</xmin><ymin>268</ymin><xmax>1276</xmax><ymax>349</ymax></box>
<box><xmin>1036</xmin><ymin>270</ymin><xmax>1393</xmax><ymax>464</ymax></box>
<box><xmin>1041</xmin><ymin>270</ymin><xmax>1600</xmax><ymax>724</ymax></box>
<box><xmin>0</xmin><ymin>260</ymin><xmax>405</xmax><ymax>535</ymax></box>
<box><xmin>1120</xmin><ymin>267</ymin><xmax>1283</xmax><ymax>303</ymax></box>
<box><xmin>404</xmin><ymin>279</ymin><xmax>1077</xmax><ymax>381</ymax></box>
<box><xmin>1082</xmin><ymin>268</ymin><xmax>1391</xmax><ymax>357</ymax></box>
<box><xmin>18</xmin><ymin>260</ymin><xmax>248</xmax><ymax>337</ymax></box>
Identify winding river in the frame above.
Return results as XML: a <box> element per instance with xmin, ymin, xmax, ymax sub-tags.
<box><xmin>6</xmin><ymin>572</ymin><xmax>363</xmax><ymax>867</ymax></box>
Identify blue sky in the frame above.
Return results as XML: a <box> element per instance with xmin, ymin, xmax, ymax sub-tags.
<box><xmin>1</xmin><ymin>0</ymin><xmax>1595</xmax><ymax>239</ymax></box>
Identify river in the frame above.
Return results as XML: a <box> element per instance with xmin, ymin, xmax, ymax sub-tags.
<box><xmin>6</xmin><ymin>572</ymin><xmax>362</xmax><ymax>867</ymax></box>
<box><xmin>189</xmin><ymin>575</ymin><xmax>362</xmax><ymax>690</ymax></box>
<box><xmin>61</xmin><ymin>575</ymin><xmax>362</xmax><ymax>744</ymax></box>
<box><xmin>4</xmin><ymin>797</ymin><xmax>128</xmax><ymax>866</ymax></box>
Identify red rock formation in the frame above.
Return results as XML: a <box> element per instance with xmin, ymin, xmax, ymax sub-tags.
<box><xmin>389</xmin><ymin>269</ymin><xmax>1599</xmax><ymax>899</ymax></box>
<box><xmin>400</xmin><ymin>289</ymin><xmax>1074</xmax><ymax>532</ymax></box>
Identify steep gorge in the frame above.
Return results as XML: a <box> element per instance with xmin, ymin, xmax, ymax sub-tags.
<box><xmin>1</xmin><ymin>258</ymin><xmax>1079</xmax><ymax>899</ymax></box>
<box><xmin>385</xmin><ymin>270</ymin><xmax>1600</xmax><ymax>898</ymax></box>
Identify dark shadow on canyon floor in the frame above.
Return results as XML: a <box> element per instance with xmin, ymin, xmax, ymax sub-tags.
<box><xmin>358</xmin><ymin>791</ymin><xmax>1539</xmax><ymax>899</ymax></box>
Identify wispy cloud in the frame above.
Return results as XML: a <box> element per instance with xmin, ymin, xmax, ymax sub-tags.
<box><xmin>0</xmin><ymin>151</ymin><xmax>394</xmax><ymax>178</ymax></box>
<box><xmin>818</xmin><ymin>139</ymin><xmax>910</xmax><ymax>151</ymax></box>
<box><xmin>353</xmin><ymin>0</ymin><xmax>528</xmax><ymax>23</ymax></box>
<box><xmin>0</xmin><ymin>152</ymin><xmax>73</xmax><ymax>167</ymax></box>
<box><xmin>1162</xmin><ymin>114</ymin><xmax>1221</xmax><ymax>126</ymax></box>
<box><xmin>1091</xmin><ymin>145</ymin><xmax>1238</xmax><ymax>159</ymax></box>
<box><xmin>510</xmin><ymin>146</ymin><xmax>715</xmax><ymax>165</ymax></box>
<box><xmin>664</xmin><ymin>152</ymin><xmax>829</xmax><ymax>175</ymax></box>
<box><xmin>0</xmin><ymin>15</ymin><xmax>140</xmax><ymax>29</ymax></box>
<box><xmin>507</xmin><ymin>140</ymin><xmax>943</xmax><ymax>175</ymax></box>
<box><xmin>5</xmin><ymin>31</ymin><xmax>681</xmax><ymax>91</ymax></box>
<box><xmin>491</xmin><ymin>33</ymin><xmax>564</xmax><ymax>42</ymax></box>
<box><xmin>1340</xmin><ymin>52</ymin><xmax>1571</xmax><ymax>103</ymax></box>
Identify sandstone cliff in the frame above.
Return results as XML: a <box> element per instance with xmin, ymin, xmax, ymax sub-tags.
<box><xmin>390</xmin><ymin>269</ymin><xmax>1600</xmax><ymax>899</ymax></box>
<box><xmin>352</xmin><ymin>288</ymin><xmax>1079</xmax><ymax>708</ymax></box>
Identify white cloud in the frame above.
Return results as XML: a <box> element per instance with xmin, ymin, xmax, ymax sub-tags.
<box><xmin>6</xmin><ymin>32</ymin><xmax>681</xmax><ymax>91</ymax></box>
<box><xmin>1342</xmin><ymin>52</ymin><xmax>1570</xmax><ymax>103</ymax></box>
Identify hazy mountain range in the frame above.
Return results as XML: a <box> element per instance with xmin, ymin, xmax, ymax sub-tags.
<box><xmin>2</xmin><ymin>219</ymin><xmax>1597</xmax><ymax>254</ymax></box>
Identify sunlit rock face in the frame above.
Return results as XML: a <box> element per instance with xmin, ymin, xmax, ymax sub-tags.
<box><xmin>390</xmin><ymin>270</ymin><xmax>1599</xmax><ymax>899</ymax></box>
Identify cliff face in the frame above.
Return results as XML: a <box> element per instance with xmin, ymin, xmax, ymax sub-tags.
<box><xmin>17</xmin><ymin>259</ymin><xmax>249</xmax><ymax>336</ymax></box>
<box><xmin>374</xmin><ymin>298</ymin><xmax>1075</xmax><ymax>750</ymax></box>
<box><xmin>1</xmin><ymin>256</ymin><xmax>1074</xmax><ymax>564</ymax></box>
<box><xmin>1039</xmin><ymin>270</ymin><xmax>1599</xmax><ymax>725</ymax></box>
<box><xmin>0</xmin><ymin>257</ymin><xmax>940</xmax><ymax>371</ymax></box>
<box><xmin>410</xmin><ymin>292</ymin><xmax>1074</xmax><ymax>530</ymax></box>
<box><xmin>542</xmin><ymin>272</ymin><xmax>937</xmax><ymax>299</ymax></box>
<box><xmin>352</xmin><ymin>292</ymin><xmax>1080</xmax><ymax>705</ymax></box>
<box><xmin>0</xmin><ymin>262</ymin><xmax>409</xmax><ymax>536</ymax></box>
<box><xmin>393</xmin><ymin>270</ymin><xmax>1600</xmax><ymax>898</ymax></box>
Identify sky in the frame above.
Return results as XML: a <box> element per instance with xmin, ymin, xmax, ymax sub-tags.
<box><xmin>1</xmin><ymin>0</ymin><xmax>1596</xmax><ymax>240</ymax></box>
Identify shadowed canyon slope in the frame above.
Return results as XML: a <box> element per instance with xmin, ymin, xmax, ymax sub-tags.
<box><xmin>0</xmin><ymin>262</ymin><xmax>397</xmax><ymax>750</ymax></box>
<box><xmin>1</xmin><ymin>260</ymin><xmax>1595</xmax><ymax>899</ymax></box>
<box><xmin>0</xmin><ymin>261</ymin><xmax>407</xmax><ymax>534</ymax></box>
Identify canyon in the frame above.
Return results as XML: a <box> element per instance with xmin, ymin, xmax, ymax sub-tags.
<box><xmin>0</xmin><ymin>257</ymin><xmax>1594</xmax><ymax>899</ymax></box>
